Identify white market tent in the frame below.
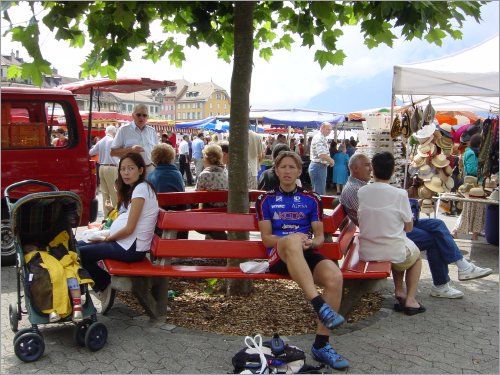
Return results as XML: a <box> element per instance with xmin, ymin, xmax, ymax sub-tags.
<box><xmin>392</xmin><ymin>34</ymin><xmax>499</xmax><ymax>113</ymax></box>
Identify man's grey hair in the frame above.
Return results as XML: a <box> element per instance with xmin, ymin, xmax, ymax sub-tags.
<box><xmin>105</xmin><ymin>125</ymin><xmax>117</xmax><ymax>136</ymax></box>
<box><xmin>348</xmin><ymin>152</ymin><xmax>369</xmax><ymax>171</ymax></box>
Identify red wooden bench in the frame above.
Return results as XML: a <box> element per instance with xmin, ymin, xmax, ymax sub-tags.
<box><xmin>103</xmin><ymin>191</ymin><xmax>391</xmax><ymax>319</ymax></box>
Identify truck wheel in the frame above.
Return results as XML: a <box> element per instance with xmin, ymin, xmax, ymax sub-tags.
<box><xmin>1</xmin><ymin>220</ymin><xmax>16</xmax><ymax>266</ymax></box>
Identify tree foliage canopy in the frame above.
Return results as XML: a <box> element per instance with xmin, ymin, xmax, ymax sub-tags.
<box><xmin>3</xmin><ymin>1</ymin><xmax>485</xmax><ymax>86</ymax></box>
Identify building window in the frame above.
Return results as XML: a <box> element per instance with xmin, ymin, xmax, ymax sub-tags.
<box><xmin>128</xmin><ymin>104</ymin><xmax>133</xmax><ymax>112</ymax></box>
<box><xmin>209</xmin><ymin>103</ymin><xmax>213</xmax><ymax>109</ymax></box>
<box><xmin>177</xmin><ymin>103</ymin><xmax>181</xmax><ymax>109</ymax></box>
<box><xmin>217</xmin><ymin>103</ymin><xmax>220</xmax><ymax>109</ymax></box>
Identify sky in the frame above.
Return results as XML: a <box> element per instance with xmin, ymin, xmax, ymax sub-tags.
<box><xmin>1</xmin><ymin>1</ymin><xmax>499</xmax><ymax>114</ymax></box>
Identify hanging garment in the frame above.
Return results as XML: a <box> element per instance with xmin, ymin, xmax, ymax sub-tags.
<box><xmin>478</xmin><ymin>118</ymin><xmax>493</xmax><ymax>181</ymax></box>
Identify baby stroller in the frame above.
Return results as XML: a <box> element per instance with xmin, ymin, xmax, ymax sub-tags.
<box><xmin>5</xmin><ymin>180</ymin><xmax>108</xmax><ymax>362</ymax></box>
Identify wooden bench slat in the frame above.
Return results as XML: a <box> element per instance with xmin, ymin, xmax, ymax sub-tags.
<box><xmin>104</xmin><ymin>258</ymin><xmax>287</xmax><ymax>279</ymax></box>
<box><xmin>157</xmin><ymin>210</ymin><xmax>258</xmax><ymax>231</ymax></box>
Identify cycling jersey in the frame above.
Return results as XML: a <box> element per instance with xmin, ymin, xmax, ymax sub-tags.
<box><xmin>255</xmin><ymin>186</ymin><xmax>323</xmax><ymax>255</ymax></box>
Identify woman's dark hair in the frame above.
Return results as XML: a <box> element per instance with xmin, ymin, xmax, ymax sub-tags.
<box><xmin>117</xmin><ymin>153</ymin><xmax>156</xmax><ymax>209</ymax></box>
<box><xmin>272</xmin><ymin>143</ymin><xmax>290</xmax><ymax>160</ymax></box>
<box><xmin>469</xmin><ymin>133</ymin><xmax>482</xmax><ymax>149</ymax></box>
<box><xmin>329</xmin><ymin>141</ymin><xmax>338</xmax><ymax>153</ymax></box>
<box><xmin>372</xmin><ymin>151</ymin><xmax>395</xmax><ymax>181</ymax></box>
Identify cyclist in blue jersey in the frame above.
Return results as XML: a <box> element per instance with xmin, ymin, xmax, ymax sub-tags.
<box><xmin>255</xmin><ymin>151</ymin><xmax>349</xmax><ymax>370</ymax></box>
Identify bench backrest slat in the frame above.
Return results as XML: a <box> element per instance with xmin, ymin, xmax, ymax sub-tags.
<box><xmin>157</xmin><ymin>190</ymin><xmax>335</xmax><ymax>209</ymax></box>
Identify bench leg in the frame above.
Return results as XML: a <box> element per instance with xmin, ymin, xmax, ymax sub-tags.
<box><xmin>131</xmin><ymin>277</ymin><xmax>169</xmax><ymax>320</ymax></box>
<box><xmin>339</xmin><ymin>279</ymin><xmax>387</xmax><ymax>318</ymax></box>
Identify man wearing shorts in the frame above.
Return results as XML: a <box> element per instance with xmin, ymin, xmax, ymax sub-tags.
<box><xmin>256</xmin><ymin>151</ymin><xmax>349</xmax><ymax>370</ymax></box>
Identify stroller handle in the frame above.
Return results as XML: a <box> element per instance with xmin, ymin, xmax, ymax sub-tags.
<box><xmin>4</xmin><ymin>180</ymin><xmax>59</xmax><ymax>208</ymax></box>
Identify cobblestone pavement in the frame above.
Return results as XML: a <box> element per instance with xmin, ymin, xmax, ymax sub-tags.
<box><xmin>1</xmin><ymin>191</ymin><xmax>498</xmax><ymax>373</ymax></box>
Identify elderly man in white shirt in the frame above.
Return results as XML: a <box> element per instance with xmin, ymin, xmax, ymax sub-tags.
<box><xmin>308</xmin><ymin>122</ymin><xmax>335</xmax><ymax>195</ymax></box>
<box><xmin>111</xmin><ymin>104</ymin><xmax>158</xmax><ymax>176</ymax></box>
<box><xmin>89</xmin><ymin>125</ymin><xmax>120</xmax><ymax>217</ymax></box>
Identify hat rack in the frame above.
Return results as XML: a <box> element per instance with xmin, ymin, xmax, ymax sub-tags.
<box><xmin>356</xmin><ymin>129</ymin><xmax>406</xmax><ymax>188</ymax></box>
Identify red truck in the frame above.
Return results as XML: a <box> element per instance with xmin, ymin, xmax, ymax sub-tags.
<box><xmin>1</xmin><ymin>78</ymin><xmax>175</xmax><ymax>265</ymax></box>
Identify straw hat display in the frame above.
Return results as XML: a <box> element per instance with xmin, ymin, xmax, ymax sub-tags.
<box><xmin>488</xmin><ymin>188</ymin><xmax>499</xmax><ymax>201</ymax></box>
<box><xmin>467</xmin><ymin>187</ymin><xmax>486</xmax><ymax>199</ymax></box>
<box><xmin>464</xmin><ymin>176</ymin><xmax>478</xmax><ymax>185</ymax></box>
<box><xmin>418</xmin><ymin>165</ymin><xmax>434</xmax><ymax>181</ymax></box>
<box><xmin>431</xmin><ymin>154</ymin><xmax>450</xmax><ymax>168</ymax></box>
<box><xmin>439</xmin><ymin>123</ymin><xmax>454</xmax><ymax>135</ymax></box>
<box><xmin>420</xmin><ymin>199</ymin><xmax>435</xmax><ymax>215</ymax></box>
<box><xmin>484</xmin><ymin>177</ymin><xmax>498</xmax><ymax>192</ymax></box>
<box><xmin>443</xmin><ymin>165</ymin><xmax>453</xmax><ymax>176</ymax></box>
<box><xmin>424</xmin><ymin>176</ymin><xmax>445</xmax><ymax>193</ymax></box>
<box><xmin>418</xmin><ymin>185</ymin><xmax>434</xmax><ymax>199</ymax></box>
<box><xmin>444</xmin><ymin>176</ymin><xmax>454</xmax><ymax>191</ymax></box>
<box><xmin>411</xmin><ymin>155</ymin><xmax>426</xmax><ymax>168</ymax></box>
<box><xmin>413</xmin><ymin>124</ymin><xmax>436</xmax><ymax>144</ymax></box>
<box><xmin>436</xmin><ymin>136</ymin><xmax>454</xmax><ymax>155</ymax></box>
<box><xmin>416</xmin><ymin>143</ymin><xmax>437</xmax><ymax>158</ymax></box>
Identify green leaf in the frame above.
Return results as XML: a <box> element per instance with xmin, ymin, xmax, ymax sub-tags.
<box><xmin>424</xmin><ymin>28</ymin><xmax>447</xmax><ymax>46</ymax></box>
<box><xmin>6</xmin><ymin>64</ymin><xmax>21</xmax><ymax>79</ymax></box>
<box><xmin>259</xmin><ymin>47</ymin><xmax>273</xmax><ymax>62</ymax></box>
<box><xmin>19</xmin><ymin>62</ymin><xmax>52</xmax><ymax>87</ymax></box>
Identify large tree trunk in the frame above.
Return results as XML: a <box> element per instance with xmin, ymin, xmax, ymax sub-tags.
<box><xmin>226</xmin><ymin>1</ymin><xmax>255</xmax><ymax>296</ymax></box>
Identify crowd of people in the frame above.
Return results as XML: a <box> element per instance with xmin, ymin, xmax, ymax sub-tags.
<box><xmin>36</xmin><ymin>107</ymin><xmax>494</xmax><ymax>370</ymax></box>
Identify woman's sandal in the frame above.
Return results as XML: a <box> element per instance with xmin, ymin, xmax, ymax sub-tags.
<box><xmin>393</xmin><ymin>296</ymin><xmax>405</xmax><ymax>312</ymax></box>
<box><xmin>404</xmin><ymin>304</ymin><xmax>426</xmax><ymax>316</ymax></box>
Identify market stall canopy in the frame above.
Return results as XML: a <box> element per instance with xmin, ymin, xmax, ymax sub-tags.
<box><xmin>393</xmin><ymin>34</ymin><xmax>499</xmax><ymax>112</ymax></box>
<box><xmin>219</xmin><ymin>108</ymin><xmax>345</xmax><ymax>128</ymax></box>
<box><xmin>59</xmin><ymin>77</ymin><xmax>175</xmax><ymax>94</ymax></box>
<box><xmin>175</xmin><ymin>117</ymin><xmax>217</xmax><ymax>130</ymax></box>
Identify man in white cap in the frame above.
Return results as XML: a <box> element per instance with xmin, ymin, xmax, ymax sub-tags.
<box><xmin>341</xmin><ymin>153</ymin><xmax>492</xmax><ymax>300</ymax></box>
<box><xmin>89</xmin><ymin>125</ymin><xmax>119</xmax><ymax>217</ymax></box>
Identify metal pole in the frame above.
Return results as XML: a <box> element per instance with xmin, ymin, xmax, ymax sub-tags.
<box><xmin>88</xmin><ymin>87</ymin><xmax>93</xmax><ymax>148</ymax></box>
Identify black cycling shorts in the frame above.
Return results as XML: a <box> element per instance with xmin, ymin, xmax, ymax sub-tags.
<box><xmin>269</xmin><ymin>249</ymin><xmax>327</xmax><ymax>276</ymax></box>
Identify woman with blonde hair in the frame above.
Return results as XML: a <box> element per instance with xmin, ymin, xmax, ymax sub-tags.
<box><xmin>195</xmin><ymin>144</ymin><xmax>228</xmax><ymax>240</ymax></box>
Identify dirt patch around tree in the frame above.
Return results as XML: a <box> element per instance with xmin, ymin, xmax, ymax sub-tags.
<box><xmin>117</xmin><ymin>278</ymin><xmax>383</xmax><ymax>336</ymax></box>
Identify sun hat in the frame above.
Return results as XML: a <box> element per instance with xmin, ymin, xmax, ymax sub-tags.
<box><xmin>418</xmin><ymin>185</ymin><xmax>434</xmax><ymax>199</ymax></box>
<box><xmin>424</xmin><ymin>176</ymin><xmax>445</xmax><ymax>193</ymax></box>
<box><xmin>439</xmin><ymin>123</ymin><xmax>454</xmax><ymax>135</ymax></box>
<box><xmin>416</xmin><ymin>143</ymin><xmax>436</xmax><ymax>158</ymax></box>
<box><xmin>431</xmin><ymin>154</ymin><xmax>450</xmax><ymax>168</ymax></box>
<box><xmin>488</xmin><ymin>188</ymin><xmax>499</xmax><ymax>201</ymax></box>
<box><xmin>420</xmin><ymin>134</ymin><xmax>434</xmax><ymax>146</ymax></box>
<box><xmin>411</xmin><ymin>155</ymin><xmax>426</xmax><ymax>168</ymax></box>
<box><xmin>420</xmin><ymin>199</ymin><xmax>435</xmax><ymax>215</ymax></box>
<box><xmin>414</xmin><ymin>124</ymin><xmax>436</xmax><ymax>142</ymax></box>
<box><xmin>457</xmin><ymin>182</ymin><xmax>474</xmax><ymax>196</ymax></box>
<box><xmin>463</xmin><ymin>176</ymin><xmax>478</xmax><ymax>186</ymax></box>
<box><xmin>437</xmin><ymin>169</ymin><xmax>448</xmax><ymax>182</ymax></box>
<box><xmin>467</xmin><ymin>187</ymin><xmax>486</xmax><ymax>198</ymax></box>
<box><xmin>444</xmin><ymin>176</ymin><xmax>454</xmax><ymax>191</ymax></box>
<box><xmin>443</xmin><ymin>165</ymin><xmax>453</xmax><ymax>176</ymax></box>
<box><xmin>418</xmin><ymin>165</ymin><xmax>434</xmax><ymax>181</ymax></box>
<box><xmin>436</xmin><ymin>136</ymin><xmax>453</xmax><ymax>150</ymax></box>
<box><xmin>484</xmin><ymin>177</ymin><xmax>498</xmax><ymax>192</ymax></box>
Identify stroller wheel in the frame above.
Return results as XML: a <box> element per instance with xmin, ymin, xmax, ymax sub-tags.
<box><xmin>14</xmin><ymin>332</ymin><xmax>45</xmax><ymax>362</ymax></box>
<box><xmin>85</xmin><ymin>322</ymin><xmax>107</xmax><ymax>352</ymax></box>
<box><xmin>9</xmin><ymin>303</ymin><xmax>19</xmax><ymax>332</ymax></box>
<box><xmin>73</xmin><ymin>320</ymin><xmax>92</xmax><ymax>347</ymax></box>
<box><xmin>13</xmin><ymin>328</ymin><xmax>33</xmax><ymax>345</ymax></box>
